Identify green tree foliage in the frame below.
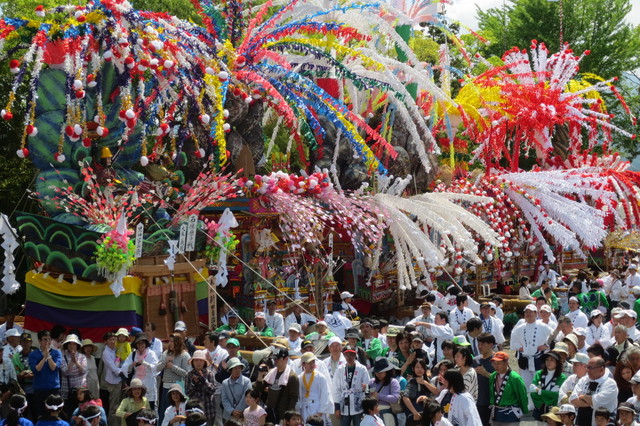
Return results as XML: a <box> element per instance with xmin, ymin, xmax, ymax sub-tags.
<box><xmin>477</xmin><ymin>0</ymin><xmax>640</xmax><ymax>79</ymax></box>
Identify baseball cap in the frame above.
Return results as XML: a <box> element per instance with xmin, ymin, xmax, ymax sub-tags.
<box><xmin>302</xmin><ymin>340</ymin><xmax>314</xmax><ymax>349</ymax></box>
<box><xmin>557</xmin><ymin>404</ymin><xmax>576</xmax><ymax>415</ymax></box>
<box><xmin>288</xmin><ymin>323</ymin><xmax>302</xmax><ymax>333</ymax></box>
<box><xmin>491</xmin><ymin>351</ymin><xmax>509</xmax><ymax>362</ymax></box>
<box><xmin>328</xmin><ymin>336</ymin><xmax>342</xmax><ymax>347</ymax></box>
<box><xmin>226</xmin><ymin>338</ymin><xmax>240</xmax><ymax>347</ymax></box>
<box><xmin>569</xmin><ymin>352</ymin><xmax>589</xmax><ymax>364</ymax></box>
<box><xmin>630</xmin><ymin>370</ymin><xmax>640</xmax><ymax>384</ymax></box>
<box><xmin>342</xmin><ymin>345</ymin><xmax>356</xmax><ymax>354</ymax></box>
<box><xmin>629</xmin><ymin>264</ymin><xmax>638</xmax><ymax>270</ymax></box>
<box><xmin>573</xmin><ymin>328</ymin><xmax>587</xmax><ymax>337</ymax></box>
<box><xmin>626</xmin><ymin>310</ymin><xmax>638</xmax><ymax>319</ymax></box>
<box><xmin>524</xmin><ymin>304</ymin><xmax>538</xmax><ymax>312</ymax></box>
<box><xmin>452</xmin><ymin>335</ymin><xmax>470</xmax><ymax>346</ymax></box>
<box><xmin>274</xmin><ymin>348</ymin><xmax>289</xmax><ymax>359</ymax></box>
<box><xmin>6</xmin><ymin>329</ymin><xmax>20</xmax><ymax>338</ymax></box>
<box><xmin>174</xmin><ymin>321</ymin><xmax>187</xmax><ymax>332</ymax></box>
<box><xmin>341</xmin><ymin>291</ymin><xmax>354</xmax><ymax>299</ymax></box>
<box><xmin>254</xmin><ymin>312</ymin><xmax>266</xmax><ymax>319</ymax></box>
<box><xmin>590</xmin><ymin>310</ymin><xmax>603</xmax><ymax>318</ymax></box>
<box><xmin>301</xmin><ymin>352</ymin><xmax>317</xmax><ymax>364</ymax></box>
<box><xmin>19</xmin><ymin>332</ymin><xmax>32</xmax><ymax>342</ymax></box>
<box><xmin>540</xmin><ymin>305</ymin><xmax>552</xmax><ymax>313</ymax></box>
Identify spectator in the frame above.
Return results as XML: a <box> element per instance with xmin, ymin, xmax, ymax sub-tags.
<box><xmin>242</xmin><ymin>389</ymin><xmax>266</xmax><ymax>426</ymax></box>
<box><xmin>369</xmin><ymin>357</ymin><xmax>400</xmax><ymax>425</ymax></box>
<box><xmin>617</xmin><ymin>402</ymin><xmax>639</xmax><ymax>426</ymax></box>
<box><xmin>121</xmin><ymin>334</ymin><xmax>159</xmax><ymax>410</ymax></box>
<box><xmin>80</xmin><ymin>340</ymin><xmax>99</xmax><ymax>399</ymax></box>
<box><xmin>70</xmin><ymin>389</ymin><xmax>106</xmax><ymax>426</ymax></box>
<box><xmin>472</xmin><ymin>333</ymin><xmax>496</xmax><ymax>425</ymax></box>
<box><xmin>452</xmin><ymin>346</ymin><xmax>477</xmax><ymax>401</ymax></box>
<box><xmin>99</xmin><ymin>332</ymin><xmax>122</xmax><ymax>426</ymax></box>
<box><xmin>254</xmin><ymin>349</ymin><xmax>298</xmax><ymax>424</ymax></box>
<box><xmin>142</xmin><ymin>324</ymin><xmax>162</xmax><ymax>360</ymax></box>
<box><xmin>156</xmin><ymin>335</ymin><xmax>190</xmax><ymax>424</ymax></box>
<box><xmin>556</xmin><ymin>404</ymin><xmax>577</xmax><ymax>425</ymax></box>
<box><xmin>435</xmin><ymin>370</ymin><xmax>481</xmax><ymax>425</ymax></box>
<box><xmin>173</xmin><ymin>322</ymin><xmax>196</xmax><ymax>356</ymax></box>
<box><xmin>114</xmin><ymin>330</ymin><xmax>131</xmax><ymax>364</ymax></box>
<box><xmin>115</xmin><ymin>379</ymin><xmax>149</xmax><ymax>426</ymax></box>
<box><xmin>12</xmin><ymin>333</ymin><xmax>34</xmax><ymax>418</ymax></box>
<box><xmin>402</xmin><ymin>358</ymin><xmax>430</xmax><ymax>425</ymax></box>
<box><xmin>184</xmin><ymin>350</ymin><xmax>215</xmax><ymax>424</ymax></box>
<box><xmin>160</xmin><ymin>384</ymin><xmax>186</xmax><ymax>426</ymax></box>
<box><xmin>29</xmin><ymin>330</ymin><xmax>62</xmax><ymax>419</ymax></box>
<box><xmin>220</xmin><ymin>358</ymin><xmax>252</xmax><ymax>422</ymax></box>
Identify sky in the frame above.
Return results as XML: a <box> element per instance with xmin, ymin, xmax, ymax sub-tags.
<box><xmin>446</xmin><ymin>0</ymin><xmax>640</xmax><ymax>31</ymax></box>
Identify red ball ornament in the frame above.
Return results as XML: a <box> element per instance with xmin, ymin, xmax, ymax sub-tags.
<box><xmin>82</xmin><ymin>137</ymin><xmax>92</xmax><ymax>148</ymax></box>
<box><xmin>26</xmin><ymin>125</ymin><xmax>38</xmax><ymax>137</ymax></box>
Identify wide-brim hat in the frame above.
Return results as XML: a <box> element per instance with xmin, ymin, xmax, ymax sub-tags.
<box><xmin>81</xmin><ymin>339</ymin><xmax>98</xmax><ymax>353</ymax></box>
<box><xmin>167</xmin><ymin>383</ymin><xmax>187</xmax><ymax>401</ymax></box>
<box><xmin>373</xmin><ymin>357</ymin><xmax>393</xmax><ymax>373</ymax></box>
<box><xmin>62</xmin><ymin>334</ymin><xmax>82</xmax><ymax>347</ymax></box>
<box><xmin>541</xmin><ymin>407</ymin><xmax>562</xmax><ymax>423</ymax></box>
<box><xmin>226</xmin><ymin>357</ymin><xmax>243</xmax><ymax>371</ymax></box>
<box><xmin>127</xmin><ymin>378</ymin><xmax>146</xmax><ymax>390</ymax></box>
<box><xmin>132</xmin><ymin>333</ymin><xmax>151</xmax><ymax>347</ymax></box>
<box><xmin>563</xmin><ymin>333</ymin><xmax>579</xmax><ymax>349</ymax></box>
<box><xmin>189</xmin><ymin>350</ymin><xmax>210</xmax><ymax>367</ymax></box>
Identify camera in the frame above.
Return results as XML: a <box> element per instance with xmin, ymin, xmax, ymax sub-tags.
<box><xmin>259</xmin><ymin>366</ymin><xmax>268</xmax><ymax>372</ymax></box>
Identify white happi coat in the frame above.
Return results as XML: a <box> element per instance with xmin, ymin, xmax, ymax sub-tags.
<box><xmin>297</xmin><ymin>369</ymin><xmax>334</xmax><ymax>421</ymax></box>
<box><xmin>332</xmin><ymin>361</ymin><xmax>369</xmax><ymax>416</ymax></box>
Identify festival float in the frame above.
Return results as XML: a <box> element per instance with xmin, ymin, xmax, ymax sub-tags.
<box><xmin>0</xmin><ymin>0</ymin><xmax>636</xmax><ymax>342</ymax></box>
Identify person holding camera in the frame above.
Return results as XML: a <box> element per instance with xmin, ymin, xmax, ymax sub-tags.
<box><xmin>253</xmin><ymin>349</ymin><xmax>299</xmax><ymax>424</ymax></box>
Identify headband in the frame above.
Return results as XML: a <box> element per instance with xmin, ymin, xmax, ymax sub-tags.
<box><xmin>185</xmin><ymin>408</ymin><xmax>204</xmax><ymax>415</ymax></box>
<box><xmin>15</xmin><ymin>400</ymin><xmax>27</xmax><ymax>415</ymax></box>
<box><xmin>45</xmin><ymin>402</ymin><xmax>64</xmax><ymax>411</ymax></box>
<box><xmin>136</xmin><ymin>418</ymin><xmax>157</xmax><ymax>425</ymax></box>
<box><xmin>79</xmin><ymin>411</ymin><xmax>102</xmax><ymax>424</ymax></box>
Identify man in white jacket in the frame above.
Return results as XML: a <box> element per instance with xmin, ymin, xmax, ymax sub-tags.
<box><xmin>332</xmin><ymin>345</ymin><xmax>369</xmax><ymax>426</ymax></box>
<box><xmin>297</xmin><ymin>352</ymin><xmax>333</xmax><ymax>423</ymax></box>
<box><xmin>569</xmin><ymin>356</ymin><xmax>618</xmax><ymax>424</ymax></box>
<box><xmin>264</xmin><ymin>300</ymin><xmax>285</xmax><ymax>336</ymax></box>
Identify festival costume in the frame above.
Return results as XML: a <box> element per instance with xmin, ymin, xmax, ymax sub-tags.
<box><xmin>426</xmin><ymin>324</ymin><xmax>454</xmax><ymax>363</ymax></box>
<box><xmin>578</xmin><ymin>290</ymin><xmax>609</xmax><ymax>314</ymax></box>
<box><xmin>332</xmin><ymin>361</ymin><xmax>369</xmax><ymax>420</ymax></box>
<box><xmin>357</xmin><ymin>337</ymin><xmax>382</xmax><ymax>371</ymax></box>
<box><xmin>160</xmin><ymin>402</ymin><xmax>186</xmax><ymax>426</ymax></box>
<box><xmin>291</xmin><ymin>356</ymin><xmax>331</xmax><ymax>378</ymax></box>
<box><xmin>284</xmin><ymin>312</ymin><xmax>316</xmax><ymax>332</ymax></box>
<box><xmin>322</xmin><ymin>354</ymin><xmax>346</xmax><ymax>385</ymax></box>
<box><xmin>215</xmin><ymin>323</ymin><xmax>247</xmax><ymax>335</ymax></box>
<box><xmin>265</xmin><ymin>312</ymin><xmax>285</xmax><ymax>336</ymax></box>
<box><xmin>479</xmin><ymin>314</ymin><xmax>505</xmax><ymax>346</ymax></box>
<box><xmin>509</xmin><ymin>321</ymin><xmax>552</xmax><ymax>389</ymax></box>
<box><xmin>530</xmin><ymin>288</ymin><xmax>558</xmax><ymax>310</ymax></box>
<box><xmin>586</xmin><ymin>324</ymin><xmax>609</xmax><ymax>348</ymax></box>
<box><xmin>449</xmin><ymin>307</ymin><xmax>475</xmax><ymax>335</ymax></box>
<box><xmin>297</xmin><ymin>369</ymin><xmax>334</xmax><ymax>421</ymax></box>
<box><xmin>530</xmin><ymin>370</ymin><xmax>566</xmax><ymax>420</ymax></box>
<box><xmin>324</xmin><ymin>311</ymin><xmax>352</xmax><ymax>339</ymax></box>
<box><xmin>489</xmin><ymin>369</ymin><xmax>529</xmax><ymax>424</ymax></box>
<box><xmin>250</xmin><ymin>325</ymin><xmax>274</xmax><ymax>337</ymax></box>
<box><xmin>537</xmin><ymin>268</ymin><xmax>560</xmax><ymax>289</ymax></box>
<box><xmin>557</xmin><ymin>373</ymin><xmax>583</xmax><ymax>405</ymax></box>
<box><xmin>569</xmin><ymin>373</ymin><xmax>618</xmax><ymax>424</ymax></box>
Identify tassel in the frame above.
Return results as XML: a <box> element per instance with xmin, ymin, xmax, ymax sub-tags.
<box><xmin>181</xmin><ymin>299</ymin><xmax>188</xmax><ymax>313</ymax></box>
<box><xmin>159</xmin><ymin>299</ymin><xmax>167</xmax><ymax>316</ymax></box>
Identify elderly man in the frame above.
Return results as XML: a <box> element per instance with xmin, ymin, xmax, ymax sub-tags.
<box><xmin>510</xmin><ymin>304</ymin><xmax>552</xmax><ymax>391</ymax></box>
<box><xmin>489</xmin><ymin>351</ymin><xmax>529</xmax><ymax>425</ymax></box>
<box><xmin>478</xmin><ymin>302</ymin><xmax>505</xmax><ymax>348</ymax></box>
<box><xmin>408</xmin><ymin>302</ymin><xmax>435</xmax><ymax>337</ymax></box>
<box><xmin>215</xmin><ymin>312</ymin><xmax>247</xmax><ymax>336</ymax></box>
<box><xmin>620</xmin><ymin>310</ymin><xmax>640</xmax><ymax>341</ymax></box>
<box><xmin>558</xmin><ymin>352</ymin><xmax>589</xmax><ymax>404</ymax></box>
<box><xmin>322</xmin><ymin>336</ymin><xmax>346</xmax><ymax>384</ymax></box>
<box><xmin>569</xmin><ymin>356</ymin><xmax>617</xmax><ymax>424</ymax></box>
<box><xmin>284</xmin><ymin>301</ymin><xmax>316</xmax><ymax>334</ymax></box>
<box><xmin>247</xmin><ymin>312</ymin><xmax>274</xmax><ymax>337</ymax></box>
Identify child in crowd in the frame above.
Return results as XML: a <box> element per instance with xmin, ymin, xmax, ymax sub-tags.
<box><xmin>35</xmin><ymin>395</ymin><xmax>68</xmax><ymax>426</ymax></box>
<box><xmin>115</xmin><ymin>329</ymin><xmax>131</xmax><ymax>364</ymax></box>
<box><xmin>242</xmin><ymin>389</ymin><xmax>266</xmax><ymax>426</ymax></box>
<box><xmin>1</xmin><ymin>394</ymin><xmax>34</xmax><ymax>426</ymax></box>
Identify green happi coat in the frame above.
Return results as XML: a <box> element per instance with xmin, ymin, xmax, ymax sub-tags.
<box><xmin>489</xmin><ymin>369</ymin><xmax>529</xmax><ymax>414</ymax></box>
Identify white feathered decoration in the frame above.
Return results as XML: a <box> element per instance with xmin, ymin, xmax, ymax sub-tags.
<box><xmin>369</xmin><ymin>175</ymin><xmax>500</xmax><ymax>291</ymax></box>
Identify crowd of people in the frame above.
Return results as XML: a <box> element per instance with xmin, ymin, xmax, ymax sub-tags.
<box><xmin>1</xmin><ymin>265</ymin><xmax>640</xmax><ymax>425</ymax></box>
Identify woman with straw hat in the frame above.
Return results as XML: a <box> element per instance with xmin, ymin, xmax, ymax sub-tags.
<box><xmin>81</xmin><ymin>339</ymin><xmax>99</xmax><ymax>399</ymax></box>
<box><xmin>116</xmin><ymin>378</ymin><xmax>150</xmax><ymax>426</ymax></box>
<box><xmin>60</xmin><ymin>334</ymin><xmax>87</xmax><ymax>413</ymax></box>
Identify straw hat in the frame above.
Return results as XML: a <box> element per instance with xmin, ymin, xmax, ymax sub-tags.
<box><xmin>81</xmin><ymin>339</ymin><xmax>98</xmax><ymax>354</ymax></box>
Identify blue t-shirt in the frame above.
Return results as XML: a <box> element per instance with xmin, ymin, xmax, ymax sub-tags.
<box><xmin>35</xmin><ymin>418</ymin><xmax>68</xmax><ymax>426</ymax></box>
<box><xmin>28</xmin><ymin>349</ymin><xmax>62</xmax><ymax>390</ymax></box>
<box><xmin>0</xmin><ymin>417</ymin><xmax>34</xmax><ymax>426</ymax></box>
